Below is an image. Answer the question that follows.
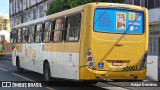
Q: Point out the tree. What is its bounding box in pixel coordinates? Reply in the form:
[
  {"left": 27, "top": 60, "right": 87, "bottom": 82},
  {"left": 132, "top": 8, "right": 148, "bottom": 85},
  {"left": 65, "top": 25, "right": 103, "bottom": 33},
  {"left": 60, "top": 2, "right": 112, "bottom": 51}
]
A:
[{"left": 46, "top": 0, "right": 126, "bottom": 15}]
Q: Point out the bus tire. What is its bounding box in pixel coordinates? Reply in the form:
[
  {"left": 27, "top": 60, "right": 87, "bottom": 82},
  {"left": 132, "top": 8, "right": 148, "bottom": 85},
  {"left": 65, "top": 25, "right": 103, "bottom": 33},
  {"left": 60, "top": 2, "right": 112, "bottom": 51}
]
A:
[
  {"left": 16, "top": 58, "right": 24, "bottom": 73},
  {"left": 43, "top": 62, "right": 51, "bottom": 82}
]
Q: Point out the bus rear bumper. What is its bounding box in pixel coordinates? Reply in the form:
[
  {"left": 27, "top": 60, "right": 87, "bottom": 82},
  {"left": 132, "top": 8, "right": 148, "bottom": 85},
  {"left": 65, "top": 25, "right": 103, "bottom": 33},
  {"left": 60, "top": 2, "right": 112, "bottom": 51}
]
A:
[{"left": 80, "top": 67, "right": 146, "bottom": 81}]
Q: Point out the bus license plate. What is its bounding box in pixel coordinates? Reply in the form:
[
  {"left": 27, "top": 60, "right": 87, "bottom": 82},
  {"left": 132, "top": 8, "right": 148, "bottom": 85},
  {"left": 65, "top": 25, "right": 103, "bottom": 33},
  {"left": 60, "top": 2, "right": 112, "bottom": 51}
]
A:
[{"left": 112, "top": 61, "right": 123, "bottom": 66}]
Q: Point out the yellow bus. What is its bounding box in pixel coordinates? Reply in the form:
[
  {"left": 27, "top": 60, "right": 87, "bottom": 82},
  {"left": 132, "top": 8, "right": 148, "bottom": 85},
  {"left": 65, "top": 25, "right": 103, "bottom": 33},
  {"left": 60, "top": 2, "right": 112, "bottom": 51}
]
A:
[
  {"left": 11, "top": 3, "right": 148, "bottom": 83},
  {"left": 0, "top": 35, "right": 6, "bottom": 56}
]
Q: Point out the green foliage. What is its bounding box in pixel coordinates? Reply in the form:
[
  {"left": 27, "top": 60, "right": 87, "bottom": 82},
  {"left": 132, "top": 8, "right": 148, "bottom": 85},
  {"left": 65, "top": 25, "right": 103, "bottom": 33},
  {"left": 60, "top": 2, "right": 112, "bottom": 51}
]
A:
[{"left": 46, "top": 0, "right": 126, "bottom": 15}]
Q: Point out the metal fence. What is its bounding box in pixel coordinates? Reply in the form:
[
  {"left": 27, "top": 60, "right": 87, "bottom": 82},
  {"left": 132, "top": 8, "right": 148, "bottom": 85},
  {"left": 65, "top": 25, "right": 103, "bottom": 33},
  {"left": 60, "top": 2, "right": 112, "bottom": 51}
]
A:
[{"left": 148, "top": 35, "right": 160, "bottom": 56}]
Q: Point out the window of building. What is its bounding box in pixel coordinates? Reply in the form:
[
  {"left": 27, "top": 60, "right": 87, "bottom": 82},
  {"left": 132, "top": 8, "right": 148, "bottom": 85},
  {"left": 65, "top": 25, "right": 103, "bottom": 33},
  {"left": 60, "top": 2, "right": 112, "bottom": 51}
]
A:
[
  {"left": 53, "top": 18, "right": 65, "bottom": 42},
  {"left": 148, "top": 0, "right": 155, "bottom": 9},
  {"left": 134, "top": 0, "right": 140, "bottom": 6},
  {"left": 35, "top": 23, "right": 43, "bottom": 43},
  {"left": 43, "top": 21, "right": 53, "bottom": 43},
  {"left": 28, "top": 25, "right": 35, "bottom": 43},
  {"left": 39, "top": 5, "right": 44, "bottom": 18},
  {"left": 125, "top": 0, "right": 133, "bottom": 5},
  {"left": 33, "top": 8, "right": 37, "bottom": 20},
  {"left": 17, "top": 28, "right": 22, "bottom": 43},
  {"left": 66, "top": 14, "right": 81, "bottom": 42},
  {"left": 23, "top": 0, "right": 27, "bottom": 9},
  {"left": 145, "top": 0, "right": 148, "bottom": 8},
  {"left": 141, "top": 0, "right": 145, "bottom": 7},
  {"left": 155, "top": 0, "right": 160, "bottom": 8},
  {"left": 47, "top": 1, "right": 52, "bottom": 9},
  {"left": 23, "top": 12, "right": 27, "bottom": 22}
]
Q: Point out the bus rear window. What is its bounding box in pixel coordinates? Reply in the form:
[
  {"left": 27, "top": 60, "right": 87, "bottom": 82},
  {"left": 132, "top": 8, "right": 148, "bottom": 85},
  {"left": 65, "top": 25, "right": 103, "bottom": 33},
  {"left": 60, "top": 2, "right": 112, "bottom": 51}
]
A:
[{"left": 94, "top": 8, "right": 144, "bottom": 34}]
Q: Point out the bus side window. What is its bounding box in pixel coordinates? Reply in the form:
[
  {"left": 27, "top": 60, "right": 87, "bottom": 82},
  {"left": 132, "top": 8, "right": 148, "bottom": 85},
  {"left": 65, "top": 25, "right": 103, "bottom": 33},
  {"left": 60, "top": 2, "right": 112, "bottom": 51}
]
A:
[
  {"left": 17, "top": 28, "right": 22, "bottom": 43},
  {"left": 22, "top": 27, "right": 29, "bottom": 43},
  {"left": 35, "top": 23, "right": 43, "bottom": 43},
  {"left": 53, "top": 18, "right": 65, "bottom": 42},
  {"left": 22, "top": 28, "right": 25, "bottom": 43},
  {"left": 43, "top": 21, "right": 53, "bottom": 43},
  {"left": 28, "top": 25, "right": 35, "bottom": 43},
  {"left": 66, "top": 14, "right": 81, "bottom": 42},
  {"left": 24, "top": 27, "right": 29, "bottom": 43},
  {"left": 13, "top": 29, "right": 17, "bottom": 43}
]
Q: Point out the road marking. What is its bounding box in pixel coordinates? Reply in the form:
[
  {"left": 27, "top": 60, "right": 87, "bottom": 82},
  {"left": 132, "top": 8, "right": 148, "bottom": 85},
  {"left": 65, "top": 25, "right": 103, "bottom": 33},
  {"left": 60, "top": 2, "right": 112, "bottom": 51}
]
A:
[
  {"left": 12, "top": 73, "right": 55, "bottom": 90},
  {"left": 143, "top": 80, "right": 149, "bottom": 81},
  {"left": 0, "top": 68, "right": 8, "bottom": 71},
  {"left": 12, "top": 73, "right": 34, "bottom": 81},
  {"left": 95, "top": 82, "right": 129, "bottom": 90}
]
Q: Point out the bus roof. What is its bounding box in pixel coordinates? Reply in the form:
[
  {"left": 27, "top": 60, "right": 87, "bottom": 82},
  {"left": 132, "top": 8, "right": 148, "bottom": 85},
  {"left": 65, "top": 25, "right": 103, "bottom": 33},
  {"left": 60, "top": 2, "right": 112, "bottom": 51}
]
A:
[{"left": 12, "top": 3, "right": 146, "bottom": 29}]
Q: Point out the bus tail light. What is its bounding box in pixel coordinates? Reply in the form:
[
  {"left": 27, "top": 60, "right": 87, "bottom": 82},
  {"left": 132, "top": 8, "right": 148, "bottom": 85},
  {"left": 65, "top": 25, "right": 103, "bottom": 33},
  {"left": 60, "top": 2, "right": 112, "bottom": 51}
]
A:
[
  {"left": 86, "top": 49, "right": 95, "bottom": 69},
  {"left": 140, "top": 54, "right": 147, "bottom": 70},
  {"left": 88, "top": 57, "right": 92, "bottom": 61}
]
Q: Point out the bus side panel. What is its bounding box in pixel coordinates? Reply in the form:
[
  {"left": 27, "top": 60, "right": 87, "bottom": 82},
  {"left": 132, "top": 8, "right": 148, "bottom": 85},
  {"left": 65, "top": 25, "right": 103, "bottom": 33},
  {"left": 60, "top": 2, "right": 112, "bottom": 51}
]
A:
[
  {"left": 144, "top": 8, "right": 149, "bottom": 52},
  {"left": 43, "top": 43, "right": 80, "bottom": 80},
  {"left": 64, "top": 43, "right": 80, "bottom": 80},
  {"left": 79, "top": 4, "right": 96, "bottom": 80},
  {"left": 12, "top": 45, "right": 17, "bottom": 67}
]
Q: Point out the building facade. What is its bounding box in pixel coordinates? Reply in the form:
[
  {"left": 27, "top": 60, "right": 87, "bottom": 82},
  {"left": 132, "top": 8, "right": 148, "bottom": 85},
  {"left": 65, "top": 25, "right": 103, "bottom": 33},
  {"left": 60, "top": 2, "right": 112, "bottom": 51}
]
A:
[
  {"left": 9, "top": 0, "right": 52, "bottom": 28},
  {"left": 0, "top": 16, "right": 10, "bottom": 32},
  {"left": 125, "top": 0, "right": 160, "bottom": 9},
  {"left": 9, "top": 0, "right": 160, "bottom": 29},
  {"left": 125, "top": 0, "right": 160, "bottom": 23}
]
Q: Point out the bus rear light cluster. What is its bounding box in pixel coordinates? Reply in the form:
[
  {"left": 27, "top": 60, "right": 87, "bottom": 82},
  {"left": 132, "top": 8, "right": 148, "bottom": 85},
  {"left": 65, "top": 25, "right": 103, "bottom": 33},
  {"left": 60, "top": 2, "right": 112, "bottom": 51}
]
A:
[
  {"left": 86, "top": 49, "right": 95, "bottom": 69},
  {"left": 140, "top": 54, "right": 147, "bottom": 70}
]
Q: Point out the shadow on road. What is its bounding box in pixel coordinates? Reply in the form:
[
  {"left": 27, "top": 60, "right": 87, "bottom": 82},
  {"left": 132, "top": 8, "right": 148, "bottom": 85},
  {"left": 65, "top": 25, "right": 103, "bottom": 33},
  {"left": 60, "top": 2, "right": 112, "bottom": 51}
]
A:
[{"left": 13, "top": 70, "right": 108, "bottom": 90}]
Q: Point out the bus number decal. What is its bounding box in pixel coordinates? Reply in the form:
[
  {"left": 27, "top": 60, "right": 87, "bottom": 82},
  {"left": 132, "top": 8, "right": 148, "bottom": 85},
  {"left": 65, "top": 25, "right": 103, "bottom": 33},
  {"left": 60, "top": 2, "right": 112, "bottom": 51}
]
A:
[{"left": 123, "top": 66, "right": 137, "bottom": 71}]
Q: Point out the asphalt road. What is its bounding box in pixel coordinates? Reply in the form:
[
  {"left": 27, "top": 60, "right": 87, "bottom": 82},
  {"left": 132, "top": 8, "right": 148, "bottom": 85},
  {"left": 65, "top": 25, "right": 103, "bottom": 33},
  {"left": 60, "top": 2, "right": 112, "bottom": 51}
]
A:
[{"left": 0, "top": 54, "right": 160, "bottom": 90}]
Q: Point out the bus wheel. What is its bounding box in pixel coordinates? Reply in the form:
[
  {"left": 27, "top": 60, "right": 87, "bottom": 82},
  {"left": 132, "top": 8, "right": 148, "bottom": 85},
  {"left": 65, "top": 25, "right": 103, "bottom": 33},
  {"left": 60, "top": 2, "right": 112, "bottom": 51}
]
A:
[
  {"left": 43, "top": 62, "right": 51, "bottom": 82},
  {"left": 16, "top": 58, "right": 24, "bottom": 73}
]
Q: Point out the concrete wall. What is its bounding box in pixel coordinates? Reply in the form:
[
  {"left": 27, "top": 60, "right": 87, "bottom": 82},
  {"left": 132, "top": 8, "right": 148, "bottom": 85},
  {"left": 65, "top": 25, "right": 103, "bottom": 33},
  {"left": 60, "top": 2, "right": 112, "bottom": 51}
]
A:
[
  {"left": 149, "top": 8, "right": 160, "bottom": 22},
  {"left": 147, "top": 56, "right": 159, "bottom": 81}
]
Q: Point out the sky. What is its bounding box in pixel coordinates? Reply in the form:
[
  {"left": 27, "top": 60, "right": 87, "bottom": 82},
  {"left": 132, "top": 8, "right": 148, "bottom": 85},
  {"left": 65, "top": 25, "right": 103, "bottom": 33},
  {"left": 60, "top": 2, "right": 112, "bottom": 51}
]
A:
[{"left": 0, "top": 0, "right": 9, "bottom": 16}]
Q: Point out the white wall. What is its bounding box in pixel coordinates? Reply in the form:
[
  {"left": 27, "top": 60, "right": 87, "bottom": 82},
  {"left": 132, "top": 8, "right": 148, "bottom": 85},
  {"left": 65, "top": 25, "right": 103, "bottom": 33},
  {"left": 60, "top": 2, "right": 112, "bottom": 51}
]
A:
[
  {"left": 149, "top": 8, "right": 160, "bottom": 22},
  {"left": 147, "top": 56, "right": 159, "bottom": 81}
]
